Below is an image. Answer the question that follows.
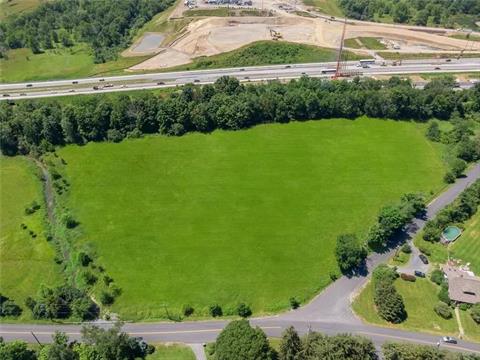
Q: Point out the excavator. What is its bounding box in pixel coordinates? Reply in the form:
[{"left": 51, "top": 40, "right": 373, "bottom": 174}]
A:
[{"left": 269, "top": 29, "right": 282, "bottom": 40}]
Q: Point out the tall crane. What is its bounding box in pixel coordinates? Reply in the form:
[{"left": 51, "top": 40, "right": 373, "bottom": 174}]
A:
[{"left": 333, "top": 18, "right": 348, "bottom": 79}]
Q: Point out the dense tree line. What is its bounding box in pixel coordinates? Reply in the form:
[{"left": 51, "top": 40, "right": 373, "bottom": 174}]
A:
[
  {"left": 208, "top": 320, "right": 379, "bottom": 360},
  {"left": 24, "top": 284, "right": 98, "bottom": 321},
  {"left": 1, "top": 76, "right": 479, "bottom": 157},
  {"left": 423, "top": 179, "right": 480, "bottom": 242},
  {"left": 0, "top": 322, "right": 155, "bottom": 360},
  {"left": 0, "top": 0, "right": 174, "bottom": 62},
  {"left": 372, "top": 264, "right": 407, "bottom": 323},
  {"left": 338, "top": 0, "right": 480, "bottom": 28}
]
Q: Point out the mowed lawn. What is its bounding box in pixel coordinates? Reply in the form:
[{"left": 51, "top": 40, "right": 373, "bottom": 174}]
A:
[
  {"left": 58, "top": 118, "right": 445, "bottom": 319},
  {"left": 0, "top": 157, "right": 61, "bottom": 319},
  {"left": 452, "top": 212, "right": 480, "bottom": 274},
  {"left": 353, "top": 278, "right": 459, "bottom": 336}
]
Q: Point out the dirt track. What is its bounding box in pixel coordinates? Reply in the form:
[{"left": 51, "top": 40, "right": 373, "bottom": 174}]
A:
[{"left": 129, "top": 8, "right": 480, "bottom": 70}]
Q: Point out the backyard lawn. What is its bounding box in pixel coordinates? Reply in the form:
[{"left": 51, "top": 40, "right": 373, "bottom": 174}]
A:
[
  {"left": 57, "top": 117, "right": 445, "bottom": 319},
  {"left": 451, "top": 212, "right": 480, "bottom": 275},
  {"left": 148, "top": 344, "right": 195, "bottom": 360},
  {"left": 0, "top": 157, "right": 62, "bottom": 319}
]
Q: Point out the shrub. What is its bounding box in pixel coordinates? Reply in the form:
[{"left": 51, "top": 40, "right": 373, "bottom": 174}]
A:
[
  {"left": 103, "top": 275, "right": 113, "bottom": 286},
  {"left": 289, "top": 297, "right": 300, "bottom": 309},
  {"left": 400, "top": 243, "right": 412, "bottom": 254},
  {"left": 400, "top": 273, "right": 416, "bottom": 282},
  {"left": 430, "top": 269, "right": 445, "bottom": 286},
  {"left": 100, "top": 291, "right": 114, "bottom": 306},
  {"left": 78, "top": 252, "right": 92, "bottom": 267},
  {"left": 438, "top": 284, "right": 451, "bottom": 304},
  {"left": 110, "top": 285, "right": 122, "bottom": 297},
  {"left": 459, "top": 303, "right": 470, "bottom": 311},
  {"left": 0, "top": 297, "right": 22, "bottom": 317},
  {"left": 61, "top": 213, "right": 78, "bottom": 229},
  {"left": 471, "top": 303, "right": 480, "bottom": 324},
  {"left": 236, "top": 303, "right": 252, "bottom": 318},
  {"left": 81, "top": 270, "right": 97, "bottom": 286},
  {"left": 25, "top": 297, "right": 36, "bottom": 311},
  {"left": 444, "top": 171, "right": 456, "bottom": 184},
  {"left": 72, "top": 297, "right": 99, "bottom": 321},
  {"left": 209, "top": 304, "right": 223, "bottom": 317},
  {"left": 329, "top": 271, "right": 338, "bottom": 281},
  {"left": 434, "top": 302, "right": 452, "bottom": 319},
  {"left": 451, "top": 158, "right": 467, "bottom": 178},
  {"left": 426, "top": 121, "right": 441, "bottom": 142},
  {"left": 372, "top": 264, "right": 398, "bottom": 284},
  {"left": 183, "top": 305, "right": 194, "bottom": 317}
]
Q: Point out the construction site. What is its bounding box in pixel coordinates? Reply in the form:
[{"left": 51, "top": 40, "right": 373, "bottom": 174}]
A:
[{"left": 124, "top": 0, "right": 480, "bottom": 71}]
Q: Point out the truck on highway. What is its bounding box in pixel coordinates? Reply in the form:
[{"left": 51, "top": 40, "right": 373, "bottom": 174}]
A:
[{"left": 359, "top": 59, "right": 375, "bottom": 68}]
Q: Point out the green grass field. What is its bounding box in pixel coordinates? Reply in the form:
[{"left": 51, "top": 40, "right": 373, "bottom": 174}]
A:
[
  {"left": 148, "top": 344, "right": 195, "bottom": 360},
  {"left": 449, "top": 34, "right": 480, "bottom": 42},
  {"left": 162, "top": 41, "right": 364, "bottom": 72},
  {"left": 353, "top": 278, "right": 459, "bottom": 336},
  {"left": 0, "top": 157, "right": 62, "bottom": 320},
  {"left": 345, "top": 37, "right": 386, "bottom": 50},
  {"left": 451, "top": 212, "right": 480, "bottom": 274},
  {"left": 55, "top": 117, "right": 445, "bottom": 320},
  {"left": 459, "top": 309, "right": 480, "bottom": 343},
  {"left": 0, "top": 45, "right": 150, "bottom": 83},
  {"left": 0, "top": 0, "right": 41, "bottom": 20}
]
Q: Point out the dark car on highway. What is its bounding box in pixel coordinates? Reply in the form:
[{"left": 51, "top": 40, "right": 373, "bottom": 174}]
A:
[{"left": 419, "top": 254, "right": 429, "bottom": 264}]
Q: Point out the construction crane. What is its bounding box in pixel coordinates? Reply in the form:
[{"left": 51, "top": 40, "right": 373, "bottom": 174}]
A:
[{"left": 333, "top": 18, "right": 348, "bottom": 79}]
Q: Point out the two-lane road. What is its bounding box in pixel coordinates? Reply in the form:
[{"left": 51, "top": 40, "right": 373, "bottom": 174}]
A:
[{"left": 2, "top": 164, "right": 480, "bottom": 354}]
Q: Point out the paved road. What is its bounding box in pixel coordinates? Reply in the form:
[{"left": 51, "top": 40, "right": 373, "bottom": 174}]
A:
[
  {"left": 1, "top": 164, "right": 480, "bottom": 354},
  {"left": 1, "top": 58, "right": 479, "bottom": 100}
]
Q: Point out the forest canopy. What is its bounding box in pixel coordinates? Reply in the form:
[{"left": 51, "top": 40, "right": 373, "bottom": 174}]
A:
[
  {"left": 338, "top": 0, "right": 480, "bottom": 28},
  {"left": 1, "top": 76, "right": 479, "bottom": 157},
  {"left": 0, "top": 0, "right": 174, "bottom": 62}
]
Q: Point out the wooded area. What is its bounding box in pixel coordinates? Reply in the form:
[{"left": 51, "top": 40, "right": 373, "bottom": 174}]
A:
[
  {"left": 1, "top": 76, "right": 479, "bottom": 157},
  {"left": 0, "top": 0, "right": 174, "bottom": 62}
]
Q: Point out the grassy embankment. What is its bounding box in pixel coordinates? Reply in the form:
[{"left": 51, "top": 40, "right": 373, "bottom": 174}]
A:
[
  {"left": 301, "top": 0, "right": 343, "bottom": 17},
  {"left": 160, "top": 41, "right": 364, "bottom": 72},
  {"left": 0, "top": 0, "right": 40, "bottom": 20},
  {"left": 378, "top": 52, "right": 480, "bottom": 60},
  {"left": 54, "top": 117, "right": 445, "bottom": 320},
  {"left": 0, "top": 157, "right": 62, "bottom": 321}
]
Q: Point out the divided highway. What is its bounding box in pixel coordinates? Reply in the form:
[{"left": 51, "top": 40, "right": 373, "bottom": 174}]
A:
[{"left": 1, "top": 57, "right": 479, "bottom": 100}]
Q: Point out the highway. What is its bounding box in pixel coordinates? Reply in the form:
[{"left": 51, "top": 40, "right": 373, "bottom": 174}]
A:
[{"left": 1, "top": 57, "right": 479, "bottom": 100}]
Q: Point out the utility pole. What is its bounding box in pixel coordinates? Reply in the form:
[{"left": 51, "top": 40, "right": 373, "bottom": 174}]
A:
[{"left": 31, "top": 332, "right": 42, "bottom": 346}]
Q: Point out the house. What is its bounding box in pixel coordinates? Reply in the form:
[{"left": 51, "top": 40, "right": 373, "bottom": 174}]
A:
[{"left": 442, "top": 262, "right": 480, "bottom": 304}]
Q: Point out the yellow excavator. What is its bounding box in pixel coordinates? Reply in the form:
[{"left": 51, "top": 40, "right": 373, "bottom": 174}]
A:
[{"left": 270, "top": 29, "right": 282, "bottom": 40}]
